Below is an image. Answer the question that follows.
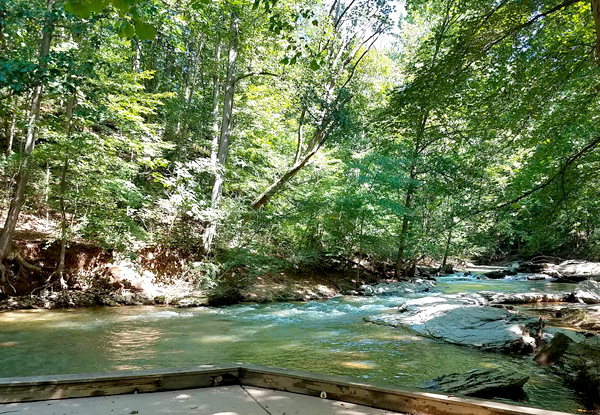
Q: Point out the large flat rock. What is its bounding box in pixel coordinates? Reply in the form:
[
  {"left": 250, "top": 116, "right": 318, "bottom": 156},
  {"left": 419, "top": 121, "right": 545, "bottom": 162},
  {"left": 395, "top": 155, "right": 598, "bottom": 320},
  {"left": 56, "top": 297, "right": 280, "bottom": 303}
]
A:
[
  {"left": 557, "top": 260, "right": 600, "bottom": 280},
  {"left": 367, "top": 295, "right": 543, "bottom": 354}
]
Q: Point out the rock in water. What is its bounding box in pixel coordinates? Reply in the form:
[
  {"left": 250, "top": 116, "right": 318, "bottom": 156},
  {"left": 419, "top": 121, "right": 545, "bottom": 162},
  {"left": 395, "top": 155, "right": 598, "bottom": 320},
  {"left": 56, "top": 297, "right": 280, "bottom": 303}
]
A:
[
  {"left": 535, "top": 332, "right": 600, "bottom": 407},
  {"left": 359, "top": 279, "right": 436, "bottom": 296},
  {"left": 534, "top": 332, "right": 573, "bottom": 366},
  {"left": 422, "top": 369, "right": 529, "bottom": 399},
  {"left": 366, "top": 295, "right": 543, "bottom": 354},
  {"left": 480, "top": 291, "right": 572, "bottom": 304},
  {"left": 483, "top": 270, "right": 507, "bottom": 279},
  {"left": 558, "top": 260, "right": 600, "bottom": 281},
  {"left": 482, "top": 269, "right": 517, "bottom": 279},
  {"left": 574, "top": 280, "right": 600, "bottom": 304}
]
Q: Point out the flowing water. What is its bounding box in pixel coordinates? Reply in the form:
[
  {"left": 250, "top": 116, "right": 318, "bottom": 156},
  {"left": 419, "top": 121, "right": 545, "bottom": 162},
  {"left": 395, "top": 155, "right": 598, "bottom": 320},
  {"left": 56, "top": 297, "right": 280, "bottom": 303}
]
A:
[{"left": 0, "top": 274, "right": 586, "bottom": 412}]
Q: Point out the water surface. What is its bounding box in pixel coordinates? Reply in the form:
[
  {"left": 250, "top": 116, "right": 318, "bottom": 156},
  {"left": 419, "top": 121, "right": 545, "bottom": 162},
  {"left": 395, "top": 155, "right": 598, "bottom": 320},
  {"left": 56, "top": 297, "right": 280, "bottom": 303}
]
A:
[{"left": 0, "top": 274, "right": 584, "bottom": 412}]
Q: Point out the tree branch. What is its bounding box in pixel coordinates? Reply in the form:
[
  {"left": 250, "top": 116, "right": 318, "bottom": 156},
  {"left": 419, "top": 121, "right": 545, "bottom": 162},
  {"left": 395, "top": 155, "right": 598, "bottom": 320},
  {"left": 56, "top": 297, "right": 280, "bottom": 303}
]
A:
[
  {"left": 233, "top": 71, "right": 278, "bottom": 85},
  {"left": 494, "top": 134, "right": 600, "bottom": 210}
]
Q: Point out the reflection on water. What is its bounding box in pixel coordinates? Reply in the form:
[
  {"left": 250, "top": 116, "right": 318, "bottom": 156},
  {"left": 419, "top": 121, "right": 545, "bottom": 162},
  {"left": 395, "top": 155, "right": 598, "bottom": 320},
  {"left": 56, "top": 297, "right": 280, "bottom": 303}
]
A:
[
  {"left": 107, "top": 326, "right": 163, "bottom": 368},
  {"left": 0, "top": 274, "right": 582, "bottom": 412}
]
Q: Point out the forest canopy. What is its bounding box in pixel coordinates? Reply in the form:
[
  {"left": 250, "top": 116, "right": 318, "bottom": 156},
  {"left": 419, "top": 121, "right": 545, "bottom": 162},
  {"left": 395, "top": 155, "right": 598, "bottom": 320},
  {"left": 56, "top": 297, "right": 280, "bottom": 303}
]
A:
[{"left": 1, "top": 0, "right": 600, "bottom": 283}]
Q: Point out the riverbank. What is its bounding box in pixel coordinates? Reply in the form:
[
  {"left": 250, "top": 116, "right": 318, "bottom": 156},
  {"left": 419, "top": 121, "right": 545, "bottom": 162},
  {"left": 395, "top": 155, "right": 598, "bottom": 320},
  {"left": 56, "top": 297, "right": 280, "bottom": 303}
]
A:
[
  {"left": 2, "top": 229, "right": 600, "bottom": 313},
  {"left": 0, "top": 231, "right": 444, "bottom": 310}
]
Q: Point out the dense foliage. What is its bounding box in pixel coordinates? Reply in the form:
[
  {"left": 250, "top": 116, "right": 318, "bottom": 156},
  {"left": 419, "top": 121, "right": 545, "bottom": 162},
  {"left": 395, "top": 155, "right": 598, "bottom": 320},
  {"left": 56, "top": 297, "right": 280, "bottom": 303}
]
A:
[{"left": 1, "top": 0, "right": 599, "bottom": 285}]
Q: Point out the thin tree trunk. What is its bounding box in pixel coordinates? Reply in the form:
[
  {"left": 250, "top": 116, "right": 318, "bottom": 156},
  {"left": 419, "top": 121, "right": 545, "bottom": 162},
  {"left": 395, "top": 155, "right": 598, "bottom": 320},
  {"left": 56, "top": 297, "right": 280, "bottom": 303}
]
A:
[
  {"left": 213, "top": 15, "right": 239, "bottom": 202},
  {"left": 441, "top": 227, "right": 453, "bottom": 269},
  {"left": 56, "top": 155, "right": 69, "bottom": 285},
  {"left": 203, "top": 14, "right": 238, "bottom": 252},
  {"left": 209, "top": 42, "right": 222, "bottom": 170},
  {"left": 294, "top": 107, "right": 306, "bottom": 165},
  {"left": 394, "top": 169, "right": 416, "bottom": 278},
  {"left": 44, "top": 162, "right": 50, "bottom": 224},
  {"left": 592, "top": 0, "right": 600, "bottom": 64},
  {"left": 56, "top": 95, "right": 75, "bottom": 285},
  {"left": 132, "top": 39, "right": 142, "bottom": 72},
  {"left": 0, "top": 0, "right": 54, "bottom": 270},
  {"left": 393, "top": 88, "right": 432, "bottom": 278},
  {"left": 184, "top": 36, "right": 204, "bottom": 107},
  {"left": 5, "top": 106, "right": 15, "bottom": 157}
]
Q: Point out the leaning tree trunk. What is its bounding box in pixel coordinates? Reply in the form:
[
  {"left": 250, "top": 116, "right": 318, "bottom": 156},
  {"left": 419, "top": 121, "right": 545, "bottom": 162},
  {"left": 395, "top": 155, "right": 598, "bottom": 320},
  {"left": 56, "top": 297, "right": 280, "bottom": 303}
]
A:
[
  {"left": 251, "top": 123, "right": 329, "bottom": 210},
  {"left": 0, "top": 0, "right": 54, "bottom": 271},
  {"left": 203, "top": 14, "right": 238, "bottom": 252},
  {"left": 249, "top": 0, "right": 387, "bottom": 211}
]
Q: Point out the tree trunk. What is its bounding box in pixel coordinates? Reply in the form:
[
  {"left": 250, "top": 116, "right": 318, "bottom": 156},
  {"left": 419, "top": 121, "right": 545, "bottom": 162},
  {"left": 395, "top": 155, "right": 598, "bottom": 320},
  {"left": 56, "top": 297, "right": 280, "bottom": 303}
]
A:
[
  {"left": 213, "top": 15, "right": 239, "bottom": 202},
  {"left": 249, "top": 0, "right": 385, "bottom": 211},
  {"left": 56, "top": 155, "right": 69, "bottom": 285},
  {"left": 203, "top": 14, "right": 238, "bottom": 252},
  {"left": 393, "top": 97, "right": 431, "bottom": 278},
  {"left": 44, "top": 162, "right": 50, "bottom": 224},
  {"left": 441, "top": 226, "right": 453, "bottom": 269},
  {"left": 592, "top": 0, "right": 600, "bottom": 64},
  {"left": 132, "top": 39, "right": 142, "bottom": 72},
  {"left": 0, "top": 0, "right": 54, "bottom": 269},
  {"left": 209, "top": 42, "right": 222, "bottom": 170},
  {"left": 5, "top": 105, "right": 15, "bottom": 157},
  {"left": 56, "top": 95, "right": 75, "bottom": 285},
  {"left": 251, "top": 122, "right": 329, "bottom": 210},
  {"left": 394, "top": 177, "right": 415, "bottom": 278},
  {"left": 294, "top": 107, "right": 306, "bottom": 165}
]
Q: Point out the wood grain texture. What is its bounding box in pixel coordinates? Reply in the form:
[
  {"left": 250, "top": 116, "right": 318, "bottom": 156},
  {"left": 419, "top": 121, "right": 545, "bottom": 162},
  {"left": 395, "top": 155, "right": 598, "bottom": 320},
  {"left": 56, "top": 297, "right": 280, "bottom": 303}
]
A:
[{"left": 0, "top": 365, "right": 240, "bottom": 403}]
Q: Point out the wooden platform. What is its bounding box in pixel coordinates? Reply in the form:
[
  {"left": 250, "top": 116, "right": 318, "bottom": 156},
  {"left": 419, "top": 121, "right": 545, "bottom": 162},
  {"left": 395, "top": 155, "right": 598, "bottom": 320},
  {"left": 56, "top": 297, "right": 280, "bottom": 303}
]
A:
[{"left": 0, "top": 364, "right": 573, "bottom": 415}]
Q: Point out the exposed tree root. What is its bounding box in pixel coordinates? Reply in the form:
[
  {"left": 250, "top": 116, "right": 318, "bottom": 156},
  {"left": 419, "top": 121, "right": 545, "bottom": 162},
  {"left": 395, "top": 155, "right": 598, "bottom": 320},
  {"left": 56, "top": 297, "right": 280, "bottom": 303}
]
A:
[{"left": 11, "top": 250, "right": 42, "bottom": 273}]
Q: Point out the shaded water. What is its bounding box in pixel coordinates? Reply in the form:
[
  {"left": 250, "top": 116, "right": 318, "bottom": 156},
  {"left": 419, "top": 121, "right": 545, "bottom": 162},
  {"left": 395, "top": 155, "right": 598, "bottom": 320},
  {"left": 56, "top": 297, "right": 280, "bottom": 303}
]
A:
[{"left": 0, "top": 274, "right": 584, "bottom": 412}]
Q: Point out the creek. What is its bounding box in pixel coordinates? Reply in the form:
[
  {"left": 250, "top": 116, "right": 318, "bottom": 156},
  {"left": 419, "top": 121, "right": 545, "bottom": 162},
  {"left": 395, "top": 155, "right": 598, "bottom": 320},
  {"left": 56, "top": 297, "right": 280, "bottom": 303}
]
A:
[{"left": 0, "top": 273, "right": 585, "bottom": 412}]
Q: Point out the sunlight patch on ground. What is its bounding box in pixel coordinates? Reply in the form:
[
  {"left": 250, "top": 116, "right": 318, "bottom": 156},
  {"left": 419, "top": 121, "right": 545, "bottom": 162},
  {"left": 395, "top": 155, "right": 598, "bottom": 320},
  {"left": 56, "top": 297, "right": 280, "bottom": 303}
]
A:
[{"left": 174, "top": 393, "right": 191, "bottom": 400}]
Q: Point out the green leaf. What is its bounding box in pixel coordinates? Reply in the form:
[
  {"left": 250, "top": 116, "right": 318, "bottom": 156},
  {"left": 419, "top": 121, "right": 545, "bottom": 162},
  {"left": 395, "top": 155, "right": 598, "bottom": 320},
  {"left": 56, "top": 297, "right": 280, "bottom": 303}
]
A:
[
  {"left": 64, "top": 1, "right": 92, "bottom": 18},
  {"left": 312, "top": 19, "right": 318, "bottom": 26},
  {"left": 64, "top": 2, "right": 78, "bottom": 15},
  {"left": 118, "top": 21, "right": 135, "bottom": 38},
  {"left": 310, "top": 60, "right": 320, "bottom": 70},
  {"left": 89, "top": 0, "right": 108, "bottom": 13},
  {"left": 112, "top": 0, "right": 133, "bottom": 13},
  {"left": 134, "top": 20, "right": 157, "bottom": 40}
]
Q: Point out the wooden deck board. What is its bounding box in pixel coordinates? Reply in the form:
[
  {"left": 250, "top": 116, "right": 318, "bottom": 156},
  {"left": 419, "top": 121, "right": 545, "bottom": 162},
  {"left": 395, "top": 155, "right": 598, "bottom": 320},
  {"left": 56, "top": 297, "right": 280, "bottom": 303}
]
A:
[
  {"left": 0, "top": 385, "right": 407, "bottom": 415},
  {"left": 0, "top": 364, "right": 573, "bottom": 415}
]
